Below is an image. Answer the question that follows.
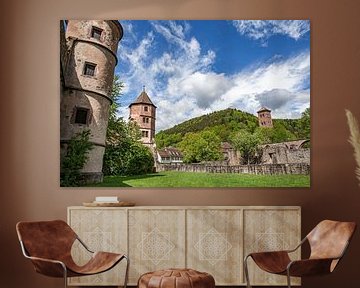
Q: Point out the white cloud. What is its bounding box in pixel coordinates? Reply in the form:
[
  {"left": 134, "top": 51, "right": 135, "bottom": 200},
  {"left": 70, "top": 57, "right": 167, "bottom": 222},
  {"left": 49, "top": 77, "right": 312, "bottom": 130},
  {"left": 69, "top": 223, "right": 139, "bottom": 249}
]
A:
[
  {"left": 119, "top": 31, "right": 156, "bottom": 94},
  {"left": 117, "top": 21, "right": 310, "bottom": 131},
  {"left": 120, "top": 21, "right": 134, "bottom": 38},
  {"left": 255, "top": 88, "right": 310, "bottom": 118},
  {"left": 169, "top": 20, "right": 186, "bottom": 39},
  {"left": 170, "top": 72, "right": 232, "bottom": 109},
  {"left": 256, "top": 89, "right": 293, "bottom": 110},
  {"left": 220, "top": 52, "right": 309, "bottom": 118},
  {"left": 232, "top": 20, "right": 310, "bottom": 45}
]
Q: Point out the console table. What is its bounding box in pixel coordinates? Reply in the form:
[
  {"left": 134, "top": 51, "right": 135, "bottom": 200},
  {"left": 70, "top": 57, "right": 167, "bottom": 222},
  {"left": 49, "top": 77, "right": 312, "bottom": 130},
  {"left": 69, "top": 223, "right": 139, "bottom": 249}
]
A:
[{"left": 67, "top": 206, "right": 301, "bottom": 286}]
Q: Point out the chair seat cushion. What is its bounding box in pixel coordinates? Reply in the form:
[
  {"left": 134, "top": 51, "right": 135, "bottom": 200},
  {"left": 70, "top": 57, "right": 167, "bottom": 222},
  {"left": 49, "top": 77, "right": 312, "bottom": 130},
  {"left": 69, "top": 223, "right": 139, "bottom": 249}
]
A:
[
  {"left": 66, "top": 252, "right": 124, "bottom": 277},
  {"left": 138, "top": 268, "right": 215, "bottom": 288},
  {"left": 250, "top": 251, "right": 291, "bottom": 274}
]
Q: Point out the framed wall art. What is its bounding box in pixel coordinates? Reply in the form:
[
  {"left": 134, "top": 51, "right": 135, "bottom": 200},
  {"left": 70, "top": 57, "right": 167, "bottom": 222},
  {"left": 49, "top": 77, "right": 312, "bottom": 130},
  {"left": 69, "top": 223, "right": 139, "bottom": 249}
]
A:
[{"left": 60, "top": 20, "right": 310, "bottom": 188}]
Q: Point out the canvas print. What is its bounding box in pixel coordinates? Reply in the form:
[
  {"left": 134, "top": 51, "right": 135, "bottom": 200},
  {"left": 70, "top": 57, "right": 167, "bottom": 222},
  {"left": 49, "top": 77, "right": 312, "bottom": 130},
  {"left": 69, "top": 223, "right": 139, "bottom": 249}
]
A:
[{"left": 60, "top": 20, "right": 310, "bottom": 187}]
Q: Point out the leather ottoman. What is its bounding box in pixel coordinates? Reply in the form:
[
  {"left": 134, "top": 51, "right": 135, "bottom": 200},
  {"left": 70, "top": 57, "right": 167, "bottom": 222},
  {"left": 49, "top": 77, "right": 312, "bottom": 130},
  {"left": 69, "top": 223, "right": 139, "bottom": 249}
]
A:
[{"left": 138, "top": 268, "right": 215, "bottom": 288}]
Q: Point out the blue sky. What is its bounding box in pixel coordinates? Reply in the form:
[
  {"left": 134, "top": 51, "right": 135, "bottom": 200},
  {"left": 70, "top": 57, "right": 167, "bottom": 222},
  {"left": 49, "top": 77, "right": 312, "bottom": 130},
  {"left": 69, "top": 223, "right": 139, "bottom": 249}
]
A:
[{"left": 115, "top": 20, "right": 310, "bottom": 132}]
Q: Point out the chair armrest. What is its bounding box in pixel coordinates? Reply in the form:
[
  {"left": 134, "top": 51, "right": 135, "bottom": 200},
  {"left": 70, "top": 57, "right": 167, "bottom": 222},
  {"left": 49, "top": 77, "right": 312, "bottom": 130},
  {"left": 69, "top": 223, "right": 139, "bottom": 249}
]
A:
[
  {"left": 246, "top": 251, "right": 292, "bottom": 274},
  {"left": 25, "top": 255, "right": 67, "bottom": 277},
  {"left": 247, "top": 250, "right": 290, "bottom": 259},
  {"left": 19, "top": 240, "right": 67, "bottom": 277},
  {"left": 76, "top": 236, "right": 94, "bottom": 253},
  {"left": 285, "top": 237, "right": 307, "bottom": 253},
  {"left": 245, "top": 236, "right": 305, "bottom": 259},
  {"left": 287, "top": 258, "right": 335, "bottom": 277},
  {"left": 25, "top": 255, "right": 65, "bottom": 265}
]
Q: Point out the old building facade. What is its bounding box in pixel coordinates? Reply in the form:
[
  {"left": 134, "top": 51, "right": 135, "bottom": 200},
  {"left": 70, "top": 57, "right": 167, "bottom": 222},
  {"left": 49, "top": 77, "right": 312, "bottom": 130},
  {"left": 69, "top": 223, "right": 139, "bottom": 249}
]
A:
[
  {"left": 129, "top": 89, "right": 157, "bottom": 147},
  {"left": 60, "top": 20, "right": 123, "bottom": 183},
  {"left": 261, "top": 140, "right": 310, "bottom": 164},
  {"left": 257, "top": 107, "right": 273, "bottom": 128},
  {"left": 221, "top": 142, "right": 241, "bottom": 165},
  {"left": 157, "top": 147, "right": 183, "bottom": 164}
]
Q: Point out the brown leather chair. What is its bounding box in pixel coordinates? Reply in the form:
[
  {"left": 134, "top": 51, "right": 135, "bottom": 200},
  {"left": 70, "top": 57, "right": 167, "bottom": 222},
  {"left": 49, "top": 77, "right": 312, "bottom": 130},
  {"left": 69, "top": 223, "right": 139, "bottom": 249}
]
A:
[
  {"left": 244, "top": 220, "right": 356, "bottom": 288},
  {"left": 16, "top": 220, "right": 129, "bottom": 288}
]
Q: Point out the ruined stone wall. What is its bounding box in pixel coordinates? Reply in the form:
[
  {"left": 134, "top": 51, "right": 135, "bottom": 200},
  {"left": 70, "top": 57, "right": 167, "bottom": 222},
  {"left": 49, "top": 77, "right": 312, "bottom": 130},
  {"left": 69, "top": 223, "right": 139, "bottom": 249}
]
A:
[
  {"left": 227, "top": 149, "right": 241, "bottom": 165},
  {"left": 157, "top": 163, "right": 310, "bottom": 175},
  {"left": 262, "top": 145, "right": 310, "bottom": 165},
  {"left": 287, "top": 148, "right": 310, "bottom": 164}
]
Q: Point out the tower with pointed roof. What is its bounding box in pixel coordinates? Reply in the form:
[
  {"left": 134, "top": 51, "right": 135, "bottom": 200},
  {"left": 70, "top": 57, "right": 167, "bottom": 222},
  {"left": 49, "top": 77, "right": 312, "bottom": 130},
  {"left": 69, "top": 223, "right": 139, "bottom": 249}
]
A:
[
  {"left": 129, "top": 87, "right": 157, "bottom": 146},
  {"left": 257, "top": 107, "right": 273, "bottom": 128}
]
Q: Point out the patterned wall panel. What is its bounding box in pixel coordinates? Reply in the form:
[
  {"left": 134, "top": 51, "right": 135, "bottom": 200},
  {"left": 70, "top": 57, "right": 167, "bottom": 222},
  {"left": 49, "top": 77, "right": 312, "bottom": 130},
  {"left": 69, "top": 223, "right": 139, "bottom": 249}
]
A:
[
  {"left": 187, "top": 209, "right": 243, "bottom": 285},
  {"left": 128, "top": 209, "right": 186, "bottom": 284},
  {"left": 244, "top": 209, "right": 301, "bottom": 286},
  {"left": 68, "top": 208, "right": 127, "bottom": 286}
]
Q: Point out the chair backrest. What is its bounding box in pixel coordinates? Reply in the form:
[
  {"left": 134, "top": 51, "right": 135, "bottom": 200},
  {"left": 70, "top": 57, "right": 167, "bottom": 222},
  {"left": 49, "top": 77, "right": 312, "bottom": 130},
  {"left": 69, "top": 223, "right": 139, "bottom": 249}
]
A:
[
  {"left": 307, "top": 220, "right": 356, "bottom": 261},
  {"left": 16, "top": 220, "right": 77, "bottom": 261}
]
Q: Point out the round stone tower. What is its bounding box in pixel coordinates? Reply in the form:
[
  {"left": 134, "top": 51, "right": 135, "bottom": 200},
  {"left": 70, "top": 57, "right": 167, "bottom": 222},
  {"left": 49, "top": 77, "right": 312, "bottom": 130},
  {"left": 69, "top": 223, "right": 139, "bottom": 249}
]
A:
[
  {"left": 60, "top": 20, "right": 123, "bottom": 183},
  {"left": 129, "top": 87, "right": 157, "bottom": 146}
]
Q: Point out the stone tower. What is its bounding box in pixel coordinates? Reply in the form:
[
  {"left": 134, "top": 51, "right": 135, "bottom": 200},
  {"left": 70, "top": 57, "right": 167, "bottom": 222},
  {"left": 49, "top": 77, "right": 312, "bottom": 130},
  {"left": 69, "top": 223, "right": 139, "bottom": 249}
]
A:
[
  {"left": 129, "top": 88, "right": 157, "bottom": 146},
  {"left": 257, "top": 107, "right": 273, "bottom": 128},
  {"left": 60, "top": 20, "right": 123, "bottom": 183}
]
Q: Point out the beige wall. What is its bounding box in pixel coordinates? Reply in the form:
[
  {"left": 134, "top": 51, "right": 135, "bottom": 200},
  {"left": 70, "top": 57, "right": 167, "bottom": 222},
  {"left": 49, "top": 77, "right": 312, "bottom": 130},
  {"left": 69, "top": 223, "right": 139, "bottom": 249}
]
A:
[{"left": 1, "top": 0, "right": 360, "bottom": 287}]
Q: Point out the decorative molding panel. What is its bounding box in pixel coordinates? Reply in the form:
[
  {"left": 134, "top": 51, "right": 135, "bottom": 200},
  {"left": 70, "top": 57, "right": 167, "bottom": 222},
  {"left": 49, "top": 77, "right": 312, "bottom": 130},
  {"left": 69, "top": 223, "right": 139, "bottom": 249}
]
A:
[
  {"left": 68, "top": 208, "right": 128, "bottom": 286},
  {"left": 68, "top": 206, "right": 301, "bottom": 286},
  {"left": 187, "top": 209, "right": 242, "bottom": 285},
  {"left": 244, "top": 209, "right": 301, "bottom": 285},
  {"left": 128, "top": 209, "right": 186, "bottom": 283}
]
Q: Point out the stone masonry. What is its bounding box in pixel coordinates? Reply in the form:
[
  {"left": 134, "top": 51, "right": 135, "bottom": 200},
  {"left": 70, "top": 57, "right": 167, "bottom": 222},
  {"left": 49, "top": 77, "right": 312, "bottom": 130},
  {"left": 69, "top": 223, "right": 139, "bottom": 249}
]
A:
[
  {"left": 129, "top": 89, "right": 157, "bottom": 147},
  {"left": 60, "top": 20, "right": 123, "bottom": 184},
  {"left": 261, "top": 140, "right": 310, "bottom": 165}
]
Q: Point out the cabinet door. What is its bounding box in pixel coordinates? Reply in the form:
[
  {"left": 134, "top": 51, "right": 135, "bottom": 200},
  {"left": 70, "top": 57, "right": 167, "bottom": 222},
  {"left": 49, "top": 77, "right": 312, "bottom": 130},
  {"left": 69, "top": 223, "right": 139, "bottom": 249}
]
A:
[
  {"left": 243, "top": 208, "right": 301, "bottom": 286},
  {"left": 128, "top": 209, "right": 186, "bottom": 284},
  {"left": 68, "top": 208, "right": 128, "bottom": 286},
  {"left": 187, "top": 209, "right": 243, "bottom": 285}
]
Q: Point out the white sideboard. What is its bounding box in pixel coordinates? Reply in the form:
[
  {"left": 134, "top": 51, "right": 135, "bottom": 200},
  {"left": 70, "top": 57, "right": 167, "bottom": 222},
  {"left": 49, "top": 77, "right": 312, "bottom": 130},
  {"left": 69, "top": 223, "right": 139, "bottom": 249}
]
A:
[{"left": 67, "top": 206, "right": 301, "bottom": 286}]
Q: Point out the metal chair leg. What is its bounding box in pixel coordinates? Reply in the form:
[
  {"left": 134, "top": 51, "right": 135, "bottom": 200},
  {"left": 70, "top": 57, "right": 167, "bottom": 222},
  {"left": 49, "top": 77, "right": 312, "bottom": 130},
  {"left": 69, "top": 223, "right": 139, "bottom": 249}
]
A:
[
  {"left": 244, "top": 255, "right": 252, "bottom": 288},
  {"left": 123, "top": 255, "right": 130, "bottom": 288},
  {"left": 61, "top": 264, "right": 68, "bottom": 288},
  {"left": 286, "top": 269, "right": 292, "bottom": 288}
]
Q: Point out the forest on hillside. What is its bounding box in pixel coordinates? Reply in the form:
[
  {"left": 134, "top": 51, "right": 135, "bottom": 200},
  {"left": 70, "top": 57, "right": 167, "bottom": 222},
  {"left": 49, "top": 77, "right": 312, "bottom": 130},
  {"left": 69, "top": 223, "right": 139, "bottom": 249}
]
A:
[
  {"left": 156, "top": 108, "right": 310, "bottom": 147},
  {"left": 155, "top": 108, "right": 310, "bottom": 164}
]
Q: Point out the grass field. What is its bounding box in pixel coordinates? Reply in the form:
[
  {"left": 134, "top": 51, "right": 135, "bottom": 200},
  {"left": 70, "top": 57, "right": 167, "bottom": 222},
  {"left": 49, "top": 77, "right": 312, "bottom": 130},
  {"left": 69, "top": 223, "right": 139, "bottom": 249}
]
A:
[{"left": 89, "top": 171, "right": 310, "bottom": 187}]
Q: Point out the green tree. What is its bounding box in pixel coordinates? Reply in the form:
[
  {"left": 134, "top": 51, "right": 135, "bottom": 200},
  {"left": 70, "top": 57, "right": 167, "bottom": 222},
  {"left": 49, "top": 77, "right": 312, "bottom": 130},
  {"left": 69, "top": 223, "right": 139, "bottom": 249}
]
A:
[
  {"left": 179, "top": 131, "right": 223, "bottom": 163},
  {"left": 177, "top": 133, "right": 199, "bottom": 163},
  {"left": 271, "top": 122, "right": 296, "bottom": 143},
  {"left": 103, "top": 118, "right": 142, "bottom": 175},
  {"left": 156, "top": 108, "right": 259, "bottom": 145},
  {"left": 255, "top": 123, "right": 296, "bottom": 144},
  {"left": 122, "top": 142, "right": 154, "bottom": 175},
  {"left": 155, "top": 132, "right": 182, "bottom": 149},
  {"left": 298, "top": 107, "right": 310, "bottom": 139},
  {"left": 254, "top": 127, "right": 274, "bottom": 144},
  {"left": 103, "top": 75, "right": 154, "bottom": 176},
  {"left": 109, "top": 74, "right": 124, "bottom": 122},
  {"left": 61, "top": 129, "right": 94, "bottom": 186},
  {"left": 230, "top": 130, "right": 261, "bottom": 164}
]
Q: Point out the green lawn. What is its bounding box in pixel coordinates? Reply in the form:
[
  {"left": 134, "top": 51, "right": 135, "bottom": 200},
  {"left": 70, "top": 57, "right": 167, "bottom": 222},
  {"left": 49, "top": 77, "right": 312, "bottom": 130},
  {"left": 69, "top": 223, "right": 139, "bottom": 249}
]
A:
[{"left": 89, "top": 171, "right": 310, "bottom": 187}]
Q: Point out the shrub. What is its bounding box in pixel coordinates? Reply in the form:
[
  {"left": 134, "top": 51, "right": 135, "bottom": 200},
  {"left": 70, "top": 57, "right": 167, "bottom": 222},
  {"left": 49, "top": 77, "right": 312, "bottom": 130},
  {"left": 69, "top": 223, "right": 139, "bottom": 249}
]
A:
[{"left": 60, "top": 130, "right": 93, "bottom": 186}]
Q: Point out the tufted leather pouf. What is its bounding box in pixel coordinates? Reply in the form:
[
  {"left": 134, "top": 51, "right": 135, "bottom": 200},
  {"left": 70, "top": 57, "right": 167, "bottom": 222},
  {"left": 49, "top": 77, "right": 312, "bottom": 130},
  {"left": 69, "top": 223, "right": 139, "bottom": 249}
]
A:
[{"left": 138, "top": 268, "right": 215, "bottom": 288}]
